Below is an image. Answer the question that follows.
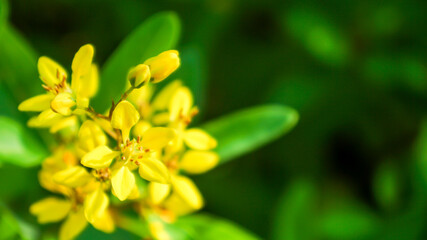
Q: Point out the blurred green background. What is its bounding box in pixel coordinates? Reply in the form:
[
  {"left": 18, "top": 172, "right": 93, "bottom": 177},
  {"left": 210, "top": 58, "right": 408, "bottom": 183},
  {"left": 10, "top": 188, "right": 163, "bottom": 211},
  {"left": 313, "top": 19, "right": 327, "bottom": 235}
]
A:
[{"left": 2, "top": 0, "right": 427, "bottom": 239}]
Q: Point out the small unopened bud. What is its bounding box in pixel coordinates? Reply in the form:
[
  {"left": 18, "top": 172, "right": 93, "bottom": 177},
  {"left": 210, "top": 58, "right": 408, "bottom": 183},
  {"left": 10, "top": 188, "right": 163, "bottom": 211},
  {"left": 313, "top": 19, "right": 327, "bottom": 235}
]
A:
[
  {"left": 128, "top": 64, "right": 151, "bottom": 88},
  {"left": 144, "top": 50, "right": 180, "bottom": 83},
  {"left": 50, "top": 92, "right": 76, "bottom": 116}
]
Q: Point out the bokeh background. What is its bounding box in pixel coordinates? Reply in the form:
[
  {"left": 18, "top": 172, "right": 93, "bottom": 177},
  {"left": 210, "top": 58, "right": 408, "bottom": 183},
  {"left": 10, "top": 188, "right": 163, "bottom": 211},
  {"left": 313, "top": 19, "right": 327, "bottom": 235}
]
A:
[{"left": 2, "top": 0, "right": 427, "bottom": 239}]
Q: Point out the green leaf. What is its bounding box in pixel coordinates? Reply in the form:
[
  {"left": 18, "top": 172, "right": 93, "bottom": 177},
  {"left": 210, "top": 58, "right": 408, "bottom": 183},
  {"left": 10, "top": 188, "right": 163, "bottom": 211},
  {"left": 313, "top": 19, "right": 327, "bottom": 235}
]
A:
[
  {"left": 0, "top": 116, "right": 47, "bottom": 167},
  {"left": 0, "top": 203, "right": 20, "bottom": 240},
  {"left": 0, "top": 0, "right": 8, "bottom": 28},
  {"left": 77, "top": 225, "right": 140, "bottom": 240},
  {"left": 373, "top": 161, "right": 401, "bottom": 211},
  {"left": 202, "top": 105, "right": 298, "bottom": 163},
  {"left": 285, "top": 8, "right": 349, "bottom": 66},
  {"left": 0, "top": 25, "right": 39, "bottom": 101},
  {"left": 176, "top": 213, "right": 260, "bottom": 240},
  {"left": 272, "top": 180, "right": 318, "bottom": 240},
  {"left": 0, "top": 202, "right": 38, "bottom": 240},
  {"left": 317, "top": 205, "right": 380, "bottom": 240},
  {"left": 93, "top": 11, "right": 181, "bottom": 111}
]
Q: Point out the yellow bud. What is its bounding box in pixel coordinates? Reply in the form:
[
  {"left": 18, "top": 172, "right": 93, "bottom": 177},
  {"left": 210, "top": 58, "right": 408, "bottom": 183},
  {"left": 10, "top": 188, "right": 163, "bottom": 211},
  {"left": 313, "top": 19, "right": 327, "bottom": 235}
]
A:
[
  {"left": 184, "top": 128, "right": 217, "bottom": 150},
  {"left": 111, "top": 101, "right": 140, "bottom": 142},
  {"left": 18, "top": 94, "right": 53, "bottom": 112},
  {"left": 30, "top": 197, "right": 71, "bottom": 224},
  {"left": 59, "top": 208, "right": 88, "bottom": 240},
  {"left": 180, "top": 150, "right": 219, "bottom": 174},
  {"left": 81, "top": 145, "right": 119, "bottom": 169},
  {"left": 53, "top": 166, "right": 92, "bottom": 188},
  {"left": 51, "top": 92, "right": 76, "bottom": 116},
  {"left": 148, "top": 182, "right": 171, "bottom": 204},
  {"left": 172, "top": 175, "right": 203, "bottom": 210},
  {"left": 84, "top": 185, "right": 109, "bottom": 223},
  {"left": 169, "top": 87, "right": 193, "bottom": 122},
  {"left": 138, "top": 158, "right": 170, "bottom": 184},
  {"left": 111, "top": 166, "right": 136, "bottom": 201},
  {"left": 141, "top": 127, "right": 176, "bottom": 149},
  {"left": 128, "top": 64, "right": 151, "bottom": 88},
  {"left": 38, "top": 56, "right": 67, "bottom": 87},
  {"left": 144, "top": 50, "right": 180, "bottom": 83}
]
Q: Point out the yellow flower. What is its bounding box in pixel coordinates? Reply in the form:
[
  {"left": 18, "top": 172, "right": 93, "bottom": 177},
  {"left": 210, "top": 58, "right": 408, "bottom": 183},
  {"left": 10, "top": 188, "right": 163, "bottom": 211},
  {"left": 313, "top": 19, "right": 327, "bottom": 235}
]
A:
[
  {"left": 165, "top": 86, "right": 217, "bottom": 152},
  {"left": 19, "top": 44, "right": 98, "bottom": 120},
  {"left": 144, "top": 50, "right": 180, "bottom": 83},
  {"left": 80, "top": 122, "right": 176, "bottom": 201}
]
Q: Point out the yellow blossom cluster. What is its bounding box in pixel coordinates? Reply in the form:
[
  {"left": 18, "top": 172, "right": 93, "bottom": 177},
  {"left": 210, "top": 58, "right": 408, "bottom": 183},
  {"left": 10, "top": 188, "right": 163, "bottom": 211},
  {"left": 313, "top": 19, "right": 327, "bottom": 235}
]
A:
[{"left": 19, "top": 44, "right": 219, "bottom": 240}]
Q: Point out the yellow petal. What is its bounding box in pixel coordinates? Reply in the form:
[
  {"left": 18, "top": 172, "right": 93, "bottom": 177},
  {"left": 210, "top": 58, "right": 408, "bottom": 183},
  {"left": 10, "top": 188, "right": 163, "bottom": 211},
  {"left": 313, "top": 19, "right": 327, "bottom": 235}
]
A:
[
  {"left": 30, "top": 197, "right": 71, "bottom": 224},
  {"left": 81, "top": 145, "right": 119, "bottom": 169},
  {"left": 141, "top": 127, "right": 176, "bottom": 149},
  {"left": 51, "top": 92, "right": 76, "bottom": 116},
  {"left": 59, "top": 208, "right": 88, "bottom": 240},
  {"left": 111, "top": 166, "right": 136, "bottom": 201},
  {"left": 169, "top": 86, "right": 193, "bottom": 122},
  {"left": 180, "top": 150, "right": 219, "bottom": 174},
  {"left": 138, "top": 158, "right": 170, "bottom": 184},
  {"left": 78, "top": 120, "right": 108, "bottom": 154},
  {"left": 18, "top": 94, "right": 53, "bottom": 112},
  {"left": 132, "top": 120, "right": 152, "bottom": 137},
  {"left": 91, "top": 209, "right": 115, "bottom": 233},
  {"left": 38, "top": 56, "right": 67, "bottom": 87},
  {"left": 79, "top": 64, "right": 99, "bottom": 98},
  {"left": 152, "top": 79, "right": 182, "bottom": 110},
  {"left": 111, "top": 101, "right": 140, "bottom": 142},
  {"left": 84, "top": 185, "right": 109, "bottom": 223},
  {"left": 163, "top": 192, "right": 196, "bottom": 216},
  {"left": 184, "top": 128, "right": 217, "bottom": 150},
  {"left": 128, "top": 64, "right": 151, "bottom": 88},
  {"left": 28, "top": 109, "right": 62, "bottom": 128},
  {"left": 149, "top": 221, "right": 171, "bottom": 240},
  {"left": 72, "top": 44, "right": 94, "bottom": 75},
  {"left": 172, "top": 175, "right": 203, "bottom": 209},
  {"left": 127, "top": 183, "right": 140, "bottom": 200},
  {"left": 50, "top": 116, "right": 78, "bottom": 133},
  {"left": 144, "top": 50, "right": 180, "bottom": 83},
  {"left": 148, "top": 182, "right": 171, "bottom": 204},
  {"left": 151, "top": 112, "right": 170, "bottom": 125},
  {"left": 53, "top": 166, "right": 92, "bottom": 188}
]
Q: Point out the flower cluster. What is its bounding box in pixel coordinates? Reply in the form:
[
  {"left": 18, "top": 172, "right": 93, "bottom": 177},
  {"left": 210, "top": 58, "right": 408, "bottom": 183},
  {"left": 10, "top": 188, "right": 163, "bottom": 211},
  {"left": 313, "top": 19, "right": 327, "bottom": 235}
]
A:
[{"left": 19, "top": 44, "right": 219, "bottom": 240}]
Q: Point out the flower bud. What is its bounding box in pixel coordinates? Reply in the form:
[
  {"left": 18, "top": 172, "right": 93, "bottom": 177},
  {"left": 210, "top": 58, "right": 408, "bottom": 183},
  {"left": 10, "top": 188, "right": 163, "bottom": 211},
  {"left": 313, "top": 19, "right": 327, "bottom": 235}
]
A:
[
  {"left": 144, "top": 50, "right": 180, "bottom": 83},
  {"left": 127, "top": 64, "right": 151, "bottom": 88},
  {"left": 50, "top": 92, "right": 76, "bottom": 116}
]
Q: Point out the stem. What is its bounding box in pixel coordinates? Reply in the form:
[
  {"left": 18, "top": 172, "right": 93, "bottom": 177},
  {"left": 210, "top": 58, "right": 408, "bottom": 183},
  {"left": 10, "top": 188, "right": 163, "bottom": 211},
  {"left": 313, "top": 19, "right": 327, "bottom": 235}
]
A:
[
  {"left": 85, "top": 107, "right": 110, "bottom": 120},
  {"left": 109, "top": 86, "right": 135, "bottom": 119}
]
